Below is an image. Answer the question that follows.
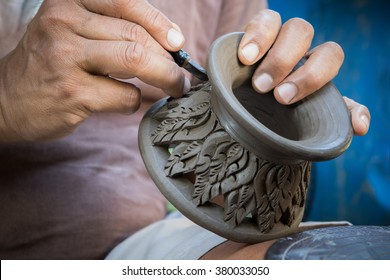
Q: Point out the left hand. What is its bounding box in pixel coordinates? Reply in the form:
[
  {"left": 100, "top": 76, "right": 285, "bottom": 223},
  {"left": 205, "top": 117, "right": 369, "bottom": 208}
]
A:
[{"left": 237, "top": 9, "right": 370, "bottom": 136}]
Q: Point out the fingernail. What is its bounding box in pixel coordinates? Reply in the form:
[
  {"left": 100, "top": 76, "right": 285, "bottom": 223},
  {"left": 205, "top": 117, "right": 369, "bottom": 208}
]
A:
[
  {"left": 360, "top": 114, "right": 370, "bottom": 130},
  {"left": 241, "top": 43, "right": 259, "bottom": 63},
  {"left": 253, "top": 73, "right": 273, "bottom": 93},
  {"left": 183, "top": 77, "right": 191, "bottom": 94},
  {"left": 276, "top": 82, "right": 298, "bottom": 104},
  {"left": 167, "top": 28, "right": 184, "bottom": 48}
]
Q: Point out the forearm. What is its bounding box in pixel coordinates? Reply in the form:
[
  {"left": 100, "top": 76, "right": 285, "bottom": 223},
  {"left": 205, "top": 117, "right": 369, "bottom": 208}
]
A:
[
  {"left": 0, "top": 55, "right": 18, "bottom": 143},
  {"left": 0, "top": 56, "right": 13, "bottom": 142}
]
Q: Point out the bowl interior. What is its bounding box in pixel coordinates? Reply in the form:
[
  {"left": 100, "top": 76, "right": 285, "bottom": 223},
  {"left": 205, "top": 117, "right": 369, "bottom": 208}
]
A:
[{"left": 233, "top": 80, "right": 301, "bottom": 141}]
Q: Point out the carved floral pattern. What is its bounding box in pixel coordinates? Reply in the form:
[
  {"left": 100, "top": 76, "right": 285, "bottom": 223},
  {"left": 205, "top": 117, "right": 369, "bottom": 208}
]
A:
[{"left": 151, "top": 83, "right": 311, "bottom": 233}]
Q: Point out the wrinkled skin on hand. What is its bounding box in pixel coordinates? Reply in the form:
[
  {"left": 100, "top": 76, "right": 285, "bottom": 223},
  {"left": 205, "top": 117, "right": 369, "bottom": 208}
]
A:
[
  {"left": 238, "top": 9, "right": 370, "bottom": 136},
  {"left": 0, "top": 0, "right": 190, "bottom": 142}
]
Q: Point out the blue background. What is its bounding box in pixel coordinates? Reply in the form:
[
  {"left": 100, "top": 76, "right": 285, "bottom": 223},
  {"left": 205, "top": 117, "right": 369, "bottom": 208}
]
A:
[{"left": 269, "top": 0, "right": 390, "bottom": 224}]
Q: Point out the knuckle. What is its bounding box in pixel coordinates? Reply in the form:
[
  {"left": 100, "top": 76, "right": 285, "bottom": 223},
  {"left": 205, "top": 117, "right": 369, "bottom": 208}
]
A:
[
  {"left": 261, "top": 9, "right": 282, "bottom": 24},
  {"left": 58, "top": 78, "right": 82, "bottom": 100},
  {"left": 248, "top": 9, "right": 281, "bottom": 32},
  {"left": 111, "top": 0, "right": 135, "bottom": 10},
  {"left": 56, "top": 79, "right": 90, "bottom": 124},
  {"left": 56, "top": 72, "right": 88, "bottom": 100},
  {"left": 121, "top": 42, "right": 148, "bottom": 71},
  {"left": 358, "top": 104, "right": 370, "bottom": 116},
  {"left": 35, "top": 11, "right": 57, "bottom": 33},
  {"left": 121, "top": 87, "right": 141, "bottom": 114},
  {"left": 147, "top": 62, "right": 183, "bottom": 97},
  {"left": 37, "top": 5, "right": 73, "bottom": 30},
  {"left": 59, "top": 111, "right": 88, "bottom": 134},
  {"left": 109, "top": 0, "right": 141, "bottom": 18},
  {"left": 324, "top": 41, "right": 345, "bottom": 62},
  {"left": 267, "top": 51, "right": 296, "bottom": 74},
  {"left": 118, "top": 86, "right": 141, "bottom": 114},
  {"left": 304, "top": 68, "right": 323, "bottom": 88},
  {"left": 143, "top": 6, "right": 163, "bottom": 27},
  {"left": 47, "top": 40, "right": 78, "bottom": 66},
  {"left": 345, "top": 97, "right": 370, "bottom": 117},
  {"left": 121, "top": 23, "right": 146, "bottom": 41},
  {"left": 63, "top": 114, "right": 85, "bottom": 129},
  {"left": 286, "top": 17, "right": 314, "bottom": 38},
  {"left": 31, "top": 11, "right": 81, "bottom": 63},
  {"left": 267, "top": 9, "right": 281, "bottom": 18},
  {"left": 343, "top": 96, "right": 355, "bottom": 110},
  {"left": 164, "top": 66, "right": 182, "bottom": 87}
]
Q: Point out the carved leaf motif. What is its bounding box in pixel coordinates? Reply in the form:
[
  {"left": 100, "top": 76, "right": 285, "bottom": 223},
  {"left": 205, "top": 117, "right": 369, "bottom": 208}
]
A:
[
  {"left": 192, "top": 131, "right": 232, "bottom": 206},
  {"left": 296, "top": 161, "right": 311, "bottom": 207},
  {"left": 220, "top": 152, "right": 258, "bottom": 196},
  {"left": 252, "top": 161, "right": 309, "bottom": 233},
  {"left": 152, "top": 111, "right": 218, "bottom": 144},
  {"left": 150, "top": 84, "right": 310, "bottom": 233},
  {"left": 151, "top": 87, "right": 219, "bottom": 145},
  {"left": 165, "top": 141, "right": 203, "bottom": 177},
  {"left": 153, "top": 89, "right": 210, "bottom": 121},
  {"left": 224, "top": 185, "right": 256, "bottom": 228},
  {"left": 191, "top": 136, "right": 262, "bottom": 228}
]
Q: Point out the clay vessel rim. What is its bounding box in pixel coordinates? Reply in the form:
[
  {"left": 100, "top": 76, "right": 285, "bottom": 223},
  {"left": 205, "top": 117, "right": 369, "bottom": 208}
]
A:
[{"left": 207, "top": 32, "right": 353, "bottom": 162}]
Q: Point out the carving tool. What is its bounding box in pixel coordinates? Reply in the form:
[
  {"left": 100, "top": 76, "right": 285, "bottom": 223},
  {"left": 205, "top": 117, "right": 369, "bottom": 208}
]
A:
[{"left": 170, "top": 50, "right": 208, "bottom": 81}]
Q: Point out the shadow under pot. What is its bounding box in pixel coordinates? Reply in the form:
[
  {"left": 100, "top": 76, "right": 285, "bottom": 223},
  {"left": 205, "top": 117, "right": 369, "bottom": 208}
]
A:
[{"left": 138, "top": 32, "right": 353, "bottom": 243}]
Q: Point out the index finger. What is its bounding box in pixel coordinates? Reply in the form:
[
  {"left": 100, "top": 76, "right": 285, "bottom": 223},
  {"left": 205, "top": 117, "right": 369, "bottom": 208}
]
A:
[
  {"left": 78, "top": 0, "right": 185, "bottom": 50},
  {"left": 81, "top": 40, "right": 189, "bottom": 98}
]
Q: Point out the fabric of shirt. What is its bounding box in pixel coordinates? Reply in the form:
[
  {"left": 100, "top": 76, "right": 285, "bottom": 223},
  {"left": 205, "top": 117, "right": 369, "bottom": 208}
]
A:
[{"left": 0, "top": 0, "right": 265, "bottom": 259}]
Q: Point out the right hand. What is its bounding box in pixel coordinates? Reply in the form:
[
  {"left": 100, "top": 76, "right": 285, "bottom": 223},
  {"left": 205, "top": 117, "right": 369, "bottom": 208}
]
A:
[
  {"left": 237, "top": 9, "right": 370, "bottom": 136},
  {"left": 0, "top": 0, "right": 190, "bottom": 142}
]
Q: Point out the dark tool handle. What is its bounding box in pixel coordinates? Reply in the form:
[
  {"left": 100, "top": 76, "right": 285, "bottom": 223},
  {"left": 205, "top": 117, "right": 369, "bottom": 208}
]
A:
[
  {"left": 170, "top": 50, "right": 190, "bottom": 67},
  {"left": 170, "top": 50, "right": 208, "bottom": 81}
]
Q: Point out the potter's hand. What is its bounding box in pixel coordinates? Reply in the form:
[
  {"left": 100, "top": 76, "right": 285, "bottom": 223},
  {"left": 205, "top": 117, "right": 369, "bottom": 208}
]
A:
[
  {"left": 238, "top": 9, "right": 370, "bottom": 136},
  {"left": 0, "top": 0, "right": 189, "bottom": 142},
  {"left": 343, "top": 97, "right": 370, "bottom": 136}
]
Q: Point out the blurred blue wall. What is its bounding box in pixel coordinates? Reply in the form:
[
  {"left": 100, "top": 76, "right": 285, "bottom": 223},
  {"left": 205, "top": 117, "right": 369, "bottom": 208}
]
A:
[{"left": 268, "top": 0, "right": 390, "bottom": 224}]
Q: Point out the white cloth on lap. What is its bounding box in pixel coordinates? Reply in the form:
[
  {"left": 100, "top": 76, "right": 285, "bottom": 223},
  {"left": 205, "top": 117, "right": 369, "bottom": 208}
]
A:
[{"left": 105, "top": 213, "right": 226, "bottom": 260}]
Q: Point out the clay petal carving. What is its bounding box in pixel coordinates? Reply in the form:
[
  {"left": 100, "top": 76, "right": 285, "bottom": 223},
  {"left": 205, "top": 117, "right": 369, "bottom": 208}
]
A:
[
  {"left": 152, "top": 87, "right": 218, "bottom": 145},
  {"left": 151, "top": 83, "right": 310, "bottom": 232},
  {"left": 225, "top": 185, "right": 256, "bottom": 228},
  {"left": 254, "top": 160, "right": 311, "bottom": 232}
]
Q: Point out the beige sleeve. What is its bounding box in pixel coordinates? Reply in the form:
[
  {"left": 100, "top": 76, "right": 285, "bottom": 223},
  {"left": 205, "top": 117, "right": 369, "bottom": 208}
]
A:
[{"left": 213, "top": 0, "right": 267, "bottom": 39}]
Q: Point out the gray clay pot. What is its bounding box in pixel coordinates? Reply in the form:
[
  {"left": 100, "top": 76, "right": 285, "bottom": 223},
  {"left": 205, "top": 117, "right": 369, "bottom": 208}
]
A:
[{"left": 138, "top": 32, "right": 353, "bottom": 243}]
